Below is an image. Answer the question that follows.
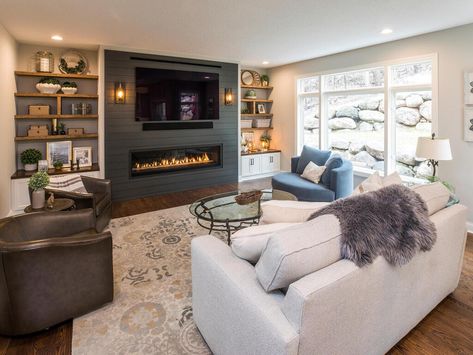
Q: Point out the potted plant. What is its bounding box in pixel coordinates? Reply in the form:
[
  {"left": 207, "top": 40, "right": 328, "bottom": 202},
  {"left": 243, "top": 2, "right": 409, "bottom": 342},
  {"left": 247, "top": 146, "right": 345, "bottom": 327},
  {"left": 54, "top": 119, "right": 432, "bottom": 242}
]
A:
[
  {"left": 53, "top": 160, "right": 63, "bottom": 171},
  {"left": 261, "top": 75, "right": 270, "bottom": 86},
  {"left": 20, "top": 148, "right": 42, "bottom": 171},
  {"left": 28, "top": 171, "right": 50, "bottom": 209},
  {"left": 58, "top": 123, "right": 66, "bottom": 135},
  {"left": 260, "top": 132, "right": 271, "bottom": 151},
  {"left": 61, "top": 81, "right": 78, "bottom": 95},
  {"left": 36, "top": 77, "right": 61, "bottom": 94}
]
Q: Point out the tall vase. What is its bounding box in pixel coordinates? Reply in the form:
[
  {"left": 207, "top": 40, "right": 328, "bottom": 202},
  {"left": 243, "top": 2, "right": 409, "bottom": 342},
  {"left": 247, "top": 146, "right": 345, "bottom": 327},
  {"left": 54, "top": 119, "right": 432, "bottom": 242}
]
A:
[{"left": 31, "top": 188, "right": 45, "bottom": 209}]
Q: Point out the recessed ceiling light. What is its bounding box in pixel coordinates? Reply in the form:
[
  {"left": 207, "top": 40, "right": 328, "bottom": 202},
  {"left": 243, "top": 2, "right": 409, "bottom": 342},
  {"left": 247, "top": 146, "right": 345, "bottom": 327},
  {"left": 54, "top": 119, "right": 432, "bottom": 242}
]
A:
[
  {"left": 262, "top": 61, "right": 269, "bottom": 65},
  {"left": 381, "top": 28, "right": 393, "bottom": 35},
  {"left": 51, "top": 35, "right": 63, "bottom": 41}
]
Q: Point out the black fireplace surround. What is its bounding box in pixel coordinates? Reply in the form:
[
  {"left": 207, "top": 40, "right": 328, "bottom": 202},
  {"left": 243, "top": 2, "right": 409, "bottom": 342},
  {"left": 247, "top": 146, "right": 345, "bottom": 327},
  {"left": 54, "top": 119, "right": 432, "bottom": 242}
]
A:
[{"left": 130, "top": 145, "right": 222, "bottom": 177}]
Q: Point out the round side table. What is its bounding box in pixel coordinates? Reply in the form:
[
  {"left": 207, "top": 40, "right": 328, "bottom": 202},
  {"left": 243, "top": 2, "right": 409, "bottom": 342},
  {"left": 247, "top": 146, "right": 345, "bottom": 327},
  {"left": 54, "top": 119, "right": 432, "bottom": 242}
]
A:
[{"left": 24, "top": 198, "right": 75, "bottom": 213}]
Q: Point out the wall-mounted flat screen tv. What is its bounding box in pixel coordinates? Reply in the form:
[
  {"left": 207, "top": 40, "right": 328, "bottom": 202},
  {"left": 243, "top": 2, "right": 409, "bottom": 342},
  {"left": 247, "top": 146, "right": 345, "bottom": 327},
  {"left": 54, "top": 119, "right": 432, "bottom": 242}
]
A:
[{"left": 135, "top": 67, "right": 219, "bottom": 121}]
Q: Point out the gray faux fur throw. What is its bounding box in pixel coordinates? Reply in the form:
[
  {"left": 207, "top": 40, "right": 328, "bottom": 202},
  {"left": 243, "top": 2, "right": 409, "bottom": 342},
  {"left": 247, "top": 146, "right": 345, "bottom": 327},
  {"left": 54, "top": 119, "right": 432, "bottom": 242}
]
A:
[{"left": 308, "top": 184, "right": 437, "bottom": 267}]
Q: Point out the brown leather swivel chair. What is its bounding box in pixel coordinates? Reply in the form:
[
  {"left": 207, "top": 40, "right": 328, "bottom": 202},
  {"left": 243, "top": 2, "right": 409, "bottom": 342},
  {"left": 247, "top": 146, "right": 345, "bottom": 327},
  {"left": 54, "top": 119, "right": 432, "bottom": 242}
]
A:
[
  {"left": 45, "top": 176, "right": 112, "bottom": 232},
  {"left": 0, "top": 209, "right": 113, "bottom": 336}
]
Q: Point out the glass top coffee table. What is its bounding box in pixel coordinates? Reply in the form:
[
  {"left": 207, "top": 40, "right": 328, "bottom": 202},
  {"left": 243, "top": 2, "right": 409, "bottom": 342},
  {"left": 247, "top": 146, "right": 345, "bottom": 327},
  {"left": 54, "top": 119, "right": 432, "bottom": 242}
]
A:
[{"left": 189, "top": 189, "right": 296, "bottom": 244}]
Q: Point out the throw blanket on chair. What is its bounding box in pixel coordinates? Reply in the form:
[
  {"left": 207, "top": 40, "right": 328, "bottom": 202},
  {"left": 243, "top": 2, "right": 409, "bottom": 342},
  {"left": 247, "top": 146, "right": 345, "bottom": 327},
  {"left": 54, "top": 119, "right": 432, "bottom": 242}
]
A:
[{"left": 308, "top": 184, "right": 436, "bottom": 267}]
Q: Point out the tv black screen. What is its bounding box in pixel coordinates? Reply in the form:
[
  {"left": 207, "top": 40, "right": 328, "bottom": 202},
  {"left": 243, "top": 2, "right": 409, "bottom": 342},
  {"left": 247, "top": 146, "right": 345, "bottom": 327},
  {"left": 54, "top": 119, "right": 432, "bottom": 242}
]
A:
[{"left": 135, "top": 67, "right": 219, "bottom": 121}]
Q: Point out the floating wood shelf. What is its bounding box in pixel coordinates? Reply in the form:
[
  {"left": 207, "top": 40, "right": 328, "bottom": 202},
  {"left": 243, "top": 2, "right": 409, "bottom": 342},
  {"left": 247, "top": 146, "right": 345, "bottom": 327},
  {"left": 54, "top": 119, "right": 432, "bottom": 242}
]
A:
[
  {"left": 15, "top": 93, "right": 98, "bottom": 99},
  {"left": 15, "top": 114, "right": 98, "bottom": 120},
  {"left": 241, "top": 127, "right": 273, "bottom": 131},
  {"left": 15, "top": 134, "right": 98, "bottom": 142},
  {"left": 241, "top": 85, "right": 273, "bottom": 90},
  {"left": 11, "top": 163, "right": 100, "bottom": 179},
  {"left": 241, "top": 98, "right": 273, "bottom": 103},
  {"left": 15, "top": 71, "right": 99, "bottom": 80},
  {"left": 241, "top": 114, "right": 273, "bottom": 118}
]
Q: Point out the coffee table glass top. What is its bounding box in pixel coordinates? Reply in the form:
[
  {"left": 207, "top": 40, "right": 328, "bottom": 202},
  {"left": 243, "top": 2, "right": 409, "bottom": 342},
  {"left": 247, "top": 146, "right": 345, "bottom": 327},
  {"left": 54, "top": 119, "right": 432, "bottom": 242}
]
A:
[{"left": 189, "top": 190, "right": 272, "bottom": 223}]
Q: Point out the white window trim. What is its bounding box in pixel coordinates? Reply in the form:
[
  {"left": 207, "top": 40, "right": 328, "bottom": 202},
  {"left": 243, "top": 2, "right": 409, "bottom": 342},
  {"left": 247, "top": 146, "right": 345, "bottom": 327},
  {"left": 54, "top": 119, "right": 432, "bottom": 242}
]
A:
[{"left": 295, "top": 53, "right": 438, "bottom": 179}]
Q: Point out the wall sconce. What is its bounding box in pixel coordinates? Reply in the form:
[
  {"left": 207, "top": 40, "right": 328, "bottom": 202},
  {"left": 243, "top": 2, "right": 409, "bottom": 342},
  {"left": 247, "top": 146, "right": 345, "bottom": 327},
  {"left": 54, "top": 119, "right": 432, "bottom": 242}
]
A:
[
  {"left": 224, "top": 88, "right": 233, "bottom": 106},
  {"left": 115, "top": 82, "right": 125, "bottom": 104}
]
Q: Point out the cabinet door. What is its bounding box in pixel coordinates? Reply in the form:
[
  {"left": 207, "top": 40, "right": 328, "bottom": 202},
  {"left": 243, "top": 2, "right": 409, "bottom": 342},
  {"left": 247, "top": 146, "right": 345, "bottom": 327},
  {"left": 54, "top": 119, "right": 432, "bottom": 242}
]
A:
[
  {"left": 241, "top": 156, "right": 252, "bottom": 177},
  {"left": 241, "top": 155, "right": 261, "bottom": 176},
  {"left": 11, "top": 178, "right": 30, "bottom": 211},
  {"left": 261, "top": 153, "right": 280, "bottom": 173}
]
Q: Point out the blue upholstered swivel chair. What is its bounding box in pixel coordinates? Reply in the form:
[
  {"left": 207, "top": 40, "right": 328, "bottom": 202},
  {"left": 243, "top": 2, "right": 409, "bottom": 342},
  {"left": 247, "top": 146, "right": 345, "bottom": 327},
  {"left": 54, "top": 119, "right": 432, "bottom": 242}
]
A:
[{"left": 272, "top": 146, "right": 353, "bottom": 202}]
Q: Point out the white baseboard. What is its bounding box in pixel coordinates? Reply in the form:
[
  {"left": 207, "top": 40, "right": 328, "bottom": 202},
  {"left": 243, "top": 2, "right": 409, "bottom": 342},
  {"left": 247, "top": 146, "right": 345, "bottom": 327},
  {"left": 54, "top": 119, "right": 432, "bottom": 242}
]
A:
[{"left": 239, "top": 171, "right": 280, "bottom": 182}]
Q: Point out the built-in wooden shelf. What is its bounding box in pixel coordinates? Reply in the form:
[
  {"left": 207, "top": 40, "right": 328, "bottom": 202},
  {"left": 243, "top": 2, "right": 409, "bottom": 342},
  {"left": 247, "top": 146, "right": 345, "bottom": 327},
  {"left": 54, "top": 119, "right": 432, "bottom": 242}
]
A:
[
  {"left": 241, "top": 98, "right": 273, "bottom": 103},
  {"left": 15, "top": 134, "right": 98, "bottom": 142},
  {"left": 15, "top": 93, "right": 98, "bottom": 99},
  {"left": 241, "top": 127, "right": 273, "bottom": 131},
  {"left": 15, "top": 114, "right": 98, "bottom": 120},
  {"left": 241, "top": 114, "right": 273, "bottom": 118},
  {"left": 11, "top": 163, "right": 100, "bottom": 179},
  {"left": 241, "top": 85, "right": 273, "bottom": 90},
  {"left": 15, "top": 71, "right": 99, "bottom": 80},
  {"left": 241, "top": 149, "right": 281, "bottom": 156}
]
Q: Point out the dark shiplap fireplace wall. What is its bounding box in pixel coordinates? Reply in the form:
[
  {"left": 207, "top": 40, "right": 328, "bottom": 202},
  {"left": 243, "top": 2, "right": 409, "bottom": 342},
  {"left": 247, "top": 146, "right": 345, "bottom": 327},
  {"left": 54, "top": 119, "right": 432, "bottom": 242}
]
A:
[{"left": 104, "top": 50, "right": 238, "bottom": 201}]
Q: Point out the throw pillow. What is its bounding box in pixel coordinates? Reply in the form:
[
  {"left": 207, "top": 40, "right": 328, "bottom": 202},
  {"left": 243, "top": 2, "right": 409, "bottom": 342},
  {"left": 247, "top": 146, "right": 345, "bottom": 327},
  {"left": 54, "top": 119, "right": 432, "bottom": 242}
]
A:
[
  {"left": 296, "top": 146, "right": 331, "bottom": 174},
  {"left": 255, "top": 214, "right": 342, "bottom": 292},
  {"left": 47, "top": 174, "right": 87, "bottom": 193},
  {"left": 411, "top": 182, "right": 451, "bottom": 216},
  {"left": 260, "top": 200, "right": 329, "bottom": 224},
  {"left": 383, "top": 172, "right": 403, "bottom": 187},
  {"left": 230, "top": 222, "right": 298, "bottom": 263},
  {"left": 301, "top": 161, "right": 326, "bottom": 184},
  {"left": 353, "top": 171, "right": 402, "bottom": 195},
  {"left": 320, "top": 155, "right": 343, "bottom": 187}
]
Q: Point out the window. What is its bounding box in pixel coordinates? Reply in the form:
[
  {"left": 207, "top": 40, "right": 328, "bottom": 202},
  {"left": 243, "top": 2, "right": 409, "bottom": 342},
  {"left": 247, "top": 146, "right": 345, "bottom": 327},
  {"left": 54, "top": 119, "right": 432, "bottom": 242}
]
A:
[{"left": 297, "top": 56, "right": 435, "bottom": 180}]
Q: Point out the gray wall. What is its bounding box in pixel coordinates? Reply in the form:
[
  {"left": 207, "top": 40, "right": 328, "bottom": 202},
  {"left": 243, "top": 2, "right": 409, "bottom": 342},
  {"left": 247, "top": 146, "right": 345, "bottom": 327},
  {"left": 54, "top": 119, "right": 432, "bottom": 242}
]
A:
[{"left": 104, "top": 50, "right": 238, "bottom": 201}]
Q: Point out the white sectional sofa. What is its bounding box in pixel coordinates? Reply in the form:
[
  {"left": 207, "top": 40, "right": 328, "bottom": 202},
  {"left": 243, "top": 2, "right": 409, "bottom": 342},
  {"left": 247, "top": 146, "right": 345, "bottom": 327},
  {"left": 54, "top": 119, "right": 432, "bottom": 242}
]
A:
[{"left": 191, "top": 200, "right": 468, "bottom": 355}]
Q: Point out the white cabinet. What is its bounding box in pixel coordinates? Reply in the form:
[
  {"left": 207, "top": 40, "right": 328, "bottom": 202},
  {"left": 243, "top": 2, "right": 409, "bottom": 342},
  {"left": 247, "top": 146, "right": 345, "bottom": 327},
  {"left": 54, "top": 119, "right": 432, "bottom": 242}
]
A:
[
  {"left": 10, "top": 170, "right": 101, "bottom": 213},
  {"left": 241, "top": 152, "right": 280, "bottom": 179}
]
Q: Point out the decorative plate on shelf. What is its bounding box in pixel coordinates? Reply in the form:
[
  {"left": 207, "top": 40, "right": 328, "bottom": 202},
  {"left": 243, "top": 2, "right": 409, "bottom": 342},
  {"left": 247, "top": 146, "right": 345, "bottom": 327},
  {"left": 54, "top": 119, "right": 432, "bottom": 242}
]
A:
[{"left": 58, "top": 50, "right": 88, "bottom": 74}]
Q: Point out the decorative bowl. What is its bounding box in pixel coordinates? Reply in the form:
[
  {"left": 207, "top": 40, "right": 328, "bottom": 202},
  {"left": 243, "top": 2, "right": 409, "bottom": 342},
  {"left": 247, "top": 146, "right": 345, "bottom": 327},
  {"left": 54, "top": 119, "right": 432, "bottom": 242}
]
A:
[
  {"left": 36, "top": 83, "right": 61, "bottom": 94},
  {"left": 235, "top": 190, "right": 263, "bottom": 205},
  {"left": 61, "top": 87, "right": 78, "bottom": 95}
]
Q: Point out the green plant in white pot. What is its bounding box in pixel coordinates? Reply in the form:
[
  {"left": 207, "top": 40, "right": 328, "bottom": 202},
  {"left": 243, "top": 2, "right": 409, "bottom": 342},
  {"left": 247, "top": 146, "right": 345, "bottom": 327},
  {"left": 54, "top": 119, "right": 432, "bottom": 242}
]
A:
[
  {"left": 20, "top": 148, "right": 42, "bottom": 172},
  {"left": 28, "top": 171, "right": 50, "bottom": 209}
]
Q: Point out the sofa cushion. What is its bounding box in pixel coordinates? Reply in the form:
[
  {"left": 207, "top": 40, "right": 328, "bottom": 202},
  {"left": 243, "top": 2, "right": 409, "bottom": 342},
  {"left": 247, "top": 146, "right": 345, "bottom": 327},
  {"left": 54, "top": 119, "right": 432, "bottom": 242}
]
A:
[
  {"left": 255, "top": 214, "right": 342, "bottom": 292},
  {"left": 231, "top": 222, "right": 298, "bottom": 263},
  {"left": 411, "top": 182, "right": 451, "bottom": 216},
  {"left": 320, "top": 155, "right": 343, "bottom": 187},
  {"left": 296, "top": 146, "right": 331, "bottom": 174},
  {"left": 260, "top": 200, "right": 329, "bottom": 224},
  {"left": 301, "top": 161, "right": 326, "bottom": 184},
  {"left": 272, "top": 173, "right": 335, "bottom": 202}
]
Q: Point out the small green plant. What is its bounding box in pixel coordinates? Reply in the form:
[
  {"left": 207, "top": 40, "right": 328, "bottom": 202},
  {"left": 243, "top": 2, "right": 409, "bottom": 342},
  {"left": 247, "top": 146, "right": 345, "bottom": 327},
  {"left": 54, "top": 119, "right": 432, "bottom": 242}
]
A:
[
  {"left": 260, "top": 132, "right": 272, "bottom": 143},
  {"left": 28, "top": 171, "right": 50, "bottom": 190},
  {"left": 20, "top": 148, "right": 42, "bottom": 164},
  {"left": 62, "top": 81, "right": 77, "bottom": 88},
  {"left": 39, "top": 77, "right": 60, "bottom": 85},
  {"left": 53, "top": 160, "right": 63, "bottom": 170},
  {"left": 261, "top": 75, "right": 269, "bottom": 84}
]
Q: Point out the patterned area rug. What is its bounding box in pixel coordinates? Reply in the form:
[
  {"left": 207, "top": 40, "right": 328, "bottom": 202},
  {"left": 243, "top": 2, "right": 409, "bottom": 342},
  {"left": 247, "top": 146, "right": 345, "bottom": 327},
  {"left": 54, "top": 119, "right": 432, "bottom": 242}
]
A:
[{"left": 72, "top": 205, "right": 223, "bottom": 354}]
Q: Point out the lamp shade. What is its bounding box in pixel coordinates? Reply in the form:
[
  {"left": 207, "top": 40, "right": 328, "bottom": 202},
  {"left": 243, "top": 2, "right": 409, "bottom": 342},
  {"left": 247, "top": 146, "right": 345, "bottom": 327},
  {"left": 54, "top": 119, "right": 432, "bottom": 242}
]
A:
[{"left": 416, "top": 136, "right": 452, "bottom": 161}]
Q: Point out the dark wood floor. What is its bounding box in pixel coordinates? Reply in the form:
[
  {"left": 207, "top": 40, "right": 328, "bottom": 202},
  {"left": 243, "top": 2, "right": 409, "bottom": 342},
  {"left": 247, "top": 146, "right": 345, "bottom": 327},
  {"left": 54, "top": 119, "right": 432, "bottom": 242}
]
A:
[{"left": 1, "top": 178, "right": 472, "bottom": 355}]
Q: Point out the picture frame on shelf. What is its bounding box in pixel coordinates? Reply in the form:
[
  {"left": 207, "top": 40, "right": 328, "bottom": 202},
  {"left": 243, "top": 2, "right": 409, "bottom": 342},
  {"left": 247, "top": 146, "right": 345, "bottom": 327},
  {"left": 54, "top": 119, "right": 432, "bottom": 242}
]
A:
[
  {"left": 73, "top": 146, "right": 93, "bottom": 167},
  {"left": 46, "top": 140, "right": 72, "bottom": 168},
  {"left": 257, "top": 104, "right": 266, "bottom": 114}
]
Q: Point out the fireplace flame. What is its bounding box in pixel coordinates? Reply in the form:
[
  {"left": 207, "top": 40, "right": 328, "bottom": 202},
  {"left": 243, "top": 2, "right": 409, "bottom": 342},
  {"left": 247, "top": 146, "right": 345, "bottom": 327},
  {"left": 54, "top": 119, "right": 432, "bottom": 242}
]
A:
[{"left": 133, "top": 153, "right": 213, "bottom": 171}]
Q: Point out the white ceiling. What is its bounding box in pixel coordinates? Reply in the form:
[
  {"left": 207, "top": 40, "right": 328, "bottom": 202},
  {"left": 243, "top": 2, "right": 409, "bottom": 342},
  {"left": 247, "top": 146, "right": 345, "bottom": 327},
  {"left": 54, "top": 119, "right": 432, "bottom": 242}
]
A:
[{"left": 1, "top": 0, "right": 473, "bottom": 68}]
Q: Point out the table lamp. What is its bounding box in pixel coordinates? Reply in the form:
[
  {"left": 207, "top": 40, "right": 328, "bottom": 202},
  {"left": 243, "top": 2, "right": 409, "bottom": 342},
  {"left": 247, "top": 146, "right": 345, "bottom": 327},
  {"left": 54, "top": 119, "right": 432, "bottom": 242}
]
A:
[{"left": 415, "top": 133, "right": 452, "bottom": 177}]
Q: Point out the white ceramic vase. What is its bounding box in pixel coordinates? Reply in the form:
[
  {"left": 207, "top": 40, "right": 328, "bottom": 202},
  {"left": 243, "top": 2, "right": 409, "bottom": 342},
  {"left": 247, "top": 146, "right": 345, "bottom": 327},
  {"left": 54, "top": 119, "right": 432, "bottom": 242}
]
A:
[
  {"left": 24, "top": 163, "right": 37, "bottom": 172},
  {"left": 31, "top": 188, "right": 45, "bottom": 209}
]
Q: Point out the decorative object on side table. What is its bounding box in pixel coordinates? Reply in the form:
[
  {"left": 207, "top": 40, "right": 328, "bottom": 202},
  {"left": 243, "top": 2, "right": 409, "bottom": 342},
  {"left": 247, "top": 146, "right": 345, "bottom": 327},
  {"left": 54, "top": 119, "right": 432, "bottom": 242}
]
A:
[
  {"left": 28, "top": 171, "right": 50, "bottom": 209},
  {"left": 73, "top": 146, "right": 92, "bottom": 167},
  {"left": 59, "top": 50, "right": 88, "bottom": 74},
  {"left": 261, "top": 75, "right": 270, "bottom": 87},
  {"left": 47, "top": 140, "right": 72, "bottom": 168},
  {"left": 35, "top": 51, "right": 54, "bottom": 73},
  {"left": 61, "top": 81, "right": 77, "bottom": 95},
  {"left": 46, "top": 193, "right": 55, "bottom": 209},
  {"left": 20, "top": 148, "right": 42, "bottom": 171},
  {"left": 36, "top": 77, "right": 61, "bottom": 94},
  {"left": 415, "top": 133, "right": 452, "bottom": 177},
  {"left": 260, "top": 132, "right": 271, "bottom": 151}
]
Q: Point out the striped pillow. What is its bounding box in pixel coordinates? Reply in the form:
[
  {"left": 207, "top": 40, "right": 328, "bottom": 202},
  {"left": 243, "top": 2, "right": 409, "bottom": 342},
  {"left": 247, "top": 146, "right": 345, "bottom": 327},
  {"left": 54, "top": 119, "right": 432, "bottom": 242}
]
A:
[{"left": 47, "top": 174, "right": 87, "bottom": 193}]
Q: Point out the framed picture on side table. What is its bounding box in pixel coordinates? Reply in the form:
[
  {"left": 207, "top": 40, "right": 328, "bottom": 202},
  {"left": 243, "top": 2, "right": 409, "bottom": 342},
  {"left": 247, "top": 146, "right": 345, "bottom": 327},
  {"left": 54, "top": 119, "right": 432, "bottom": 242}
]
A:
[
  {"left": 46, "top": 140, "right": 72, "bottom": 168},
  {"left": 73, "top": 146, "right": 93, "bottom": 167}
]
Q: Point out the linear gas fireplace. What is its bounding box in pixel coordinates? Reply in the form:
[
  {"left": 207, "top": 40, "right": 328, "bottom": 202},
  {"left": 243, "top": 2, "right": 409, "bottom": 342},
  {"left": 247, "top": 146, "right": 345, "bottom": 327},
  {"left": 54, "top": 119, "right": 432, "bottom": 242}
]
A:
[{"left": 130, "top": 145, "right": 222, "bottom": 177}]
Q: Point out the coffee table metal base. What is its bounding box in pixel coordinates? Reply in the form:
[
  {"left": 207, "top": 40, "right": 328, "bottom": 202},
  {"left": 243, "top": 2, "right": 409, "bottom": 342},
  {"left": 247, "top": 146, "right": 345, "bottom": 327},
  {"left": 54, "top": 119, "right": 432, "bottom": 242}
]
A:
[{"left": 195, "top": 216, "right": 260, "bottom": 245}]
